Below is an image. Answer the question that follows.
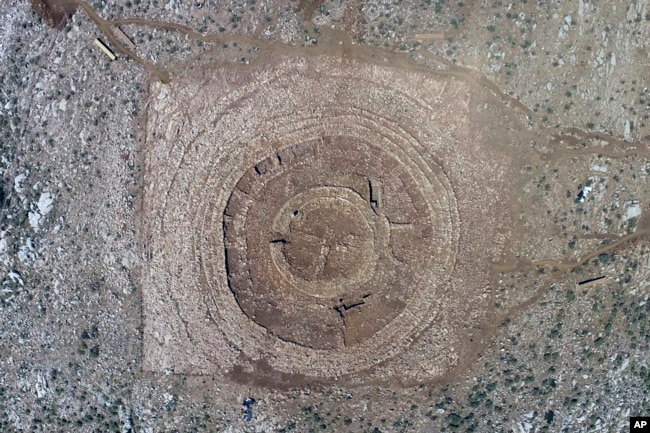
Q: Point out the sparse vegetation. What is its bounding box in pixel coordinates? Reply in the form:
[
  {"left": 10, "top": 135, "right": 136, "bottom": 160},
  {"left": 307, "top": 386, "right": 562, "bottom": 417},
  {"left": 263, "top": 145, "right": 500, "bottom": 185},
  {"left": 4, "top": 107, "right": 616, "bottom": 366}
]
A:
[{"left": 0, "top": 0, "right": 647, "bottom": 432}]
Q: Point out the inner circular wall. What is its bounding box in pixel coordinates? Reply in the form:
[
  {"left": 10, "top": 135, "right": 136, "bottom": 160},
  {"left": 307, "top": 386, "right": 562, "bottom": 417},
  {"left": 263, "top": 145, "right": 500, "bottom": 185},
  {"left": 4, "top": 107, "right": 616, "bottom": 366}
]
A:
[
  {"left": 140, "top": 58, "right": 512, "bottom": 386},
  {"left": 196, "top": 112, "right": 460, "bottom": 377}
]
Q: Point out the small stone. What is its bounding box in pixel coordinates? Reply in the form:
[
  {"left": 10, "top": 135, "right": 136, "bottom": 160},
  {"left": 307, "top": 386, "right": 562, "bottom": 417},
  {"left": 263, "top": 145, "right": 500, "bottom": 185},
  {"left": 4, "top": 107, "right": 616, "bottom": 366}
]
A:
[
  {"left": 14, "top": 173, "right": 27, "bottom": 194},
  {"left": 37, "top": 192, "right": 54, "bottom": 216},
  {"left": 28, "top": 211, "right": 41, "bottom": 231}
]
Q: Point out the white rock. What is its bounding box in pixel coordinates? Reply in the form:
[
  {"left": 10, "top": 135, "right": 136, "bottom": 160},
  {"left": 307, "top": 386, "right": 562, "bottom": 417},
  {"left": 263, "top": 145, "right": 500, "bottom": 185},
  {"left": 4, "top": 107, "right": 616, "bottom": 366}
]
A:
[
  {"left": 121, "top": 251, "right": 138, "bottom": 269},
  {"left": 28, "top": 211, "right": 41, "bottom": 231},
  {"left": 58, "top": 98, "right": 67, "bottom": 111},
  {"left": 35, "top": 372, "right": 48, "bottom": 398},
  {"left": 624, "top": 120, "right": 632, "bottom": 141},
  {"left": 625, "top": 202, "right": 641, "bottom": 220},
  {"left": 37, "top": 192, "right": 54, "bottom": 216},
  {"left": 14, "top": 173, "right": 27, "bottom": 194},
  {"left": 564, "top": 15, "right": 572, "bottom": 25},
  {"left": 610, "top": 53, "right": 616, "bottom": 66},
  {"left": 518, "top": 421, "right": 533, "bottom": 433},
  {"left": 620, "top": 358, "right": 629, "bottom": 372},
  {"left": 591, "top": 163, "right": 608, "bottom": 172},
  {"left": 18, "top": 239, "right": 35, "bottom": 263},
  {"left": 118, "top": 404, "right": 133, "bottom": 433},
  {"left": 8, "top": 271, "right": 23, "bottom": 286}
]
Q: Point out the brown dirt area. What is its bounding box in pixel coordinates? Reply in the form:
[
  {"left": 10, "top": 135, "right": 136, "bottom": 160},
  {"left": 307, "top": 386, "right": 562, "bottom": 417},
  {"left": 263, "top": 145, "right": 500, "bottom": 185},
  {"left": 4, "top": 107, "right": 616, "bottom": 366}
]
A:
[
  {"left": 31, "top": 0, "right": 77, "bottom": 29},
  {"left": 137, "top": 49, "right": 580, "bottom": 388}
]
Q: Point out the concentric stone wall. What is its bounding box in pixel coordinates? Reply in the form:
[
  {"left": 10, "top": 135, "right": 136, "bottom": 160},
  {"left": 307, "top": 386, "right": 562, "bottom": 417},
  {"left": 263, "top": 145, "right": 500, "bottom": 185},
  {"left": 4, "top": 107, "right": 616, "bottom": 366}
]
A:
[{"left": 141, "top": 56, "right": 515, "bottom": 385}]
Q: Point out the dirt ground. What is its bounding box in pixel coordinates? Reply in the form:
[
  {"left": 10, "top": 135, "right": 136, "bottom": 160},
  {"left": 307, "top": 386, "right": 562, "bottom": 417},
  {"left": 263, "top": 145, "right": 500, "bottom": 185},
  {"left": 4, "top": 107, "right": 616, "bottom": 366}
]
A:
[
  {"left": 31, "top": 0, "right": 78, "bottom": 29},
  {"left": 0, "top": 0, "right": 648, "bottom": 431}
]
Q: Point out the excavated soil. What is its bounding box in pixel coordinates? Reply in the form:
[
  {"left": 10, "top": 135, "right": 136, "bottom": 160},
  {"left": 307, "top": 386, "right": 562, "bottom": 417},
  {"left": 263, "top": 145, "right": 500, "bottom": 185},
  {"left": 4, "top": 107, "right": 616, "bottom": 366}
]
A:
[
  {"left": 139, "top": 54, "right": 529, "bottom": 387},
  {"left": 31, "top": 0, "right": 78, "bottom": 29},
  {"left": 224, "top": 135, "right": 451, "bottom": 351}
]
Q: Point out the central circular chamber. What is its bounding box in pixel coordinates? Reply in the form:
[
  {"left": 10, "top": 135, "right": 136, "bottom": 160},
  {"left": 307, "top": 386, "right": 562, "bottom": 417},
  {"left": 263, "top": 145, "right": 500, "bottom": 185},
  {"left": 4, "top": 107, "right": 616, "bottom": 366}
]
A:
[
  {"left": 271, "top": 186, "right": 382, "bottom": 299},
  {"left": 223, "top": 135, "right": 448, "bottom": 350},
  {"left": 280, "top": 196, "right": 372, "bottom": 284}
]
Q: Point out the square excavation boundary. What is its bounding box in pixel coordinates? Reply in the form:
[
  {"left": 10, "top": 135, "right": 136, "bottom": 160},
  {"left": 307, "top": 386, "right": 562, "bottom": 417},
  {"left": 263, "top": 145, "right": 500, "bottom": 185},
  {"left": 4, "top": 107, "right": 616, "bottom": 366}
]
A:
[{"left": 140, "top": 55, "right": 521, "bottom": 387}]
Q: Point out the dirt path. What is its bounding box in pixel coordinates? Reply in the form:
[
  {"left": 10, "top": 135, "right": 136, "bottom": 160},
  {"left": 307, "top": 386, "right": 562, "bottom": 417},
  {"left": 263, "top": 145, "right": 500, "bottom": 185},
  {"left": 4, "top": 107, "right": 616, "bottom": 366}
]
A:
[{"left": 493, "top": 219, "right": 649, "bottom": 274}]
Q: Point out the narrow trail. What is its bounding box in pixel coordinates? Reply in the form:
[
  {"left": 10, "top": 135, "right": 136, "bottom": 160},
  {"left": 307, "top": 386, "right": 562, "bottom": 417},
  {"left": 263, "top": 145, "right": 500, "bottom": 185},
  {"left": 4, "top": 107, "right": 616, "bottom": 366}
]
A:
[
  {"left": 489, "top": 212, "right": 650, "bottom": 336},
  {"left": 68, "top": 0, "right": 538, "bottom": 119},
  {"left": 493, "top": 220, "right": 650, "bottom": 274},
  {"left": 71, "top": 0, "right": 171, "bottom": 82},
  {"left": 543, "top": 128, "right": 650, "bottom": 159}
]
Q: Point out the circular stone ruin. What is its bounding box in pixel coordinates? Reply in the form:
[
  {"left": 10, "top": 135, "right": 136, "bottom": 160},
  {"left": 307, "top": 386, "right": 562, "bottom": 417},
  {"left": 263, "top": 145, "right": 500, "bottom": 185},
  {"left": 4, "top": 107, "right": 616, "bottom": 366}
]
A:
[
  {"left": 141, "top": 55, "right": 517, "bottom": 385},
  {"left": 223, "top": 135, "right": 456, "bottom": 351}
]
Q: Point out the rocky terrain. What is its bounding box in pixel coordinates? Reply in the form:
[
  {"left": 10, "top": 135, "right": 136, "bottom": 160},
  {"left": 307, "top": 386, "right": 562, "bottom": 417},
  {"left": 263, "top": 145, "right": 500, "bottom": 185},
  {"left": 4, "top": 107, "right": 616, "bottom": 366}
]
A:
[{"left": 0, "top": 0, "right": 648, "bottom": 432}]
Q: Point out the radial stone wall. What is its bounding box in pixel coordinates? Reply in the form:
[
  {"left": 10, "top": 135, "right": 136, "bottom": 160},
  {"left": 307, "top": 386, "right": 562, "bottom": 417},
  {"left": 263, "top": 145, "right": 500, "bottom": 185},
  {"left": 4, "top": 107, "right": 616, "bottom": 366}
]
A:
[{"left": 141, "top": 56, "right": 513, "bottom": 386}]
